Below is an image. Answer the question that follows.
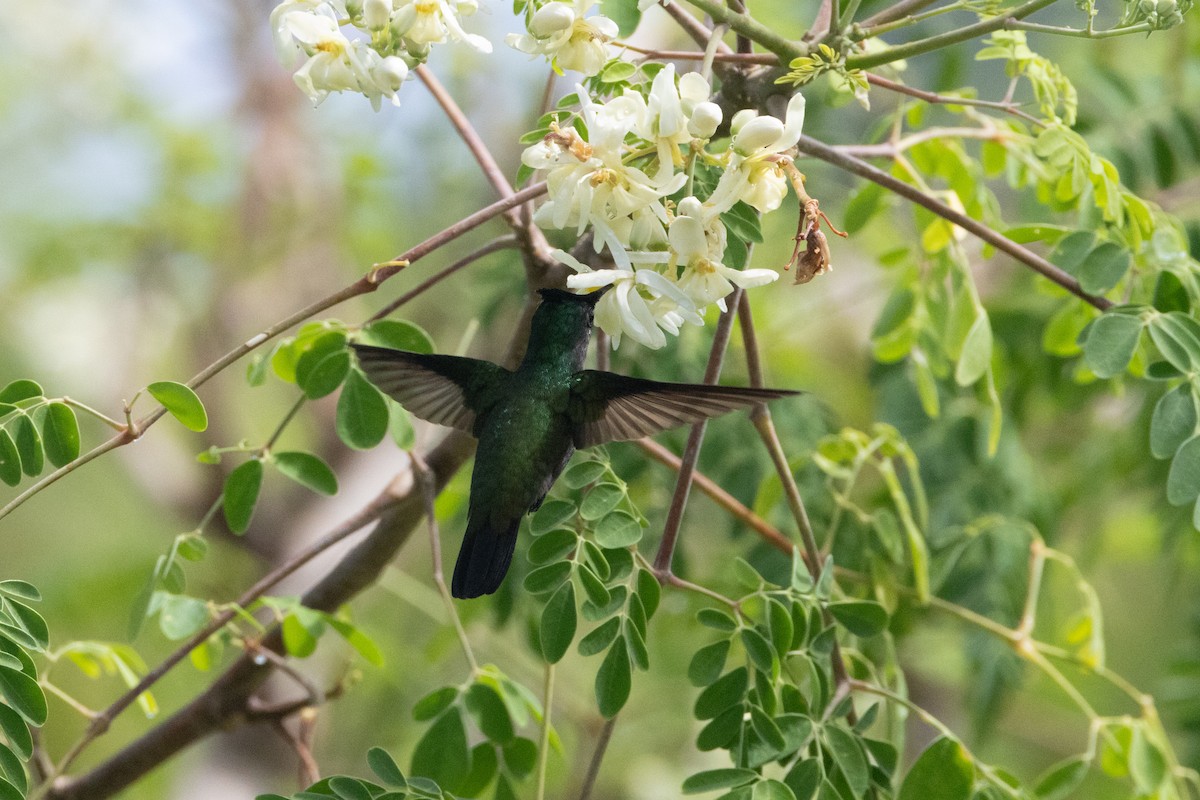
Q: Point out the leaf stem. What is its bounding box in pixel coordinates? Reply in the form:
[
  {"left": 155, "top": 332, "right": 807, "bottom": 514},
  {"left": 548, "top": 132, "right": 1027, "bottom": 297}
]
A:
[
  {"left": 576, "top": 715, "right": 617, "bottom": 800},
  {"left": 536, "top": 662, "right": 555, "bottom": 800},
  {"left": 58, "top": 398, "right": 126, "bottom": 432}
]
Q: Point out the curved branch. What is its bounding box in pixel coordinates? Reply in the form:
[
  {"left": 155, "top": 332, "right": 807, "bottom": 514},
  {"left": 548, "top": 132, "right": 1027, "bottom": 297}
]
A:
[{"left": 794, "top": 133, "right": 1113, "bottom": 311}]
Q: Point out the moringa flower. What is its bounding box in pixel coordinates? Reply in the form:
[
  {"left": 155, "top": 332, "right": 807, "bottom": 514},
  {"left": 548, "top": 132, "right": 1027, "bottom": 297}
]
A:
[
  {"left": 506, "top": 0, "right": 618, "bottom": 75},
  {"left": 707, "top": 92, "right": 806, "bottom": 214}
]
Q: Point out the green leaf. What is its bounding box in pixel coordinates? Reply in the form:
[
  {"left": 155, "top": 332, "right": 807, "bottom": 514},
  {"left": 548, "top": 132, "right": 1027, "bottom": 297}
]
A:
[
  {"left": 367, "top": 747, "right": 406, "bottom": 787},
  {"left": 697, "top": 608, "right": 738, "bottom": 632},
  {"left": 223, "top": 460, "right": 264, "bottom": 533},
  {"left": 580, "top": 483, "right": 624, "bottom": 521},
  {"left": 577, "top": 566, "right": 610, "bottom": 609},
  {"left": 1034, "top": 756, "right": 1089, "bottom": 800},
  {"left": 688, "top": 640, "right": 731, "bottom": 687},
  {"left": 327, "top": 776, "right": 375, "bottom": 800},
  {"left": 750, "top": 705, "right": 787, "bottom": 754},
  {"left": 337, "top": 371, "right": 390, "bottom": 450},
  {"left": 530, "top": 500, "right": 575, "bottom": 534},
  {"left": 753, "top": 778, "right": 797, "bottom": 800},
  {"left": 600, "top": 0, "right": 641, "bottom": 36},
  {"left": 682, "top": 768, "right": 759, "bottom": 794},
  {"left": 600, "top": 59, "right": 638, "bottom": 83},
  {"left": 767, "top": 599, "right": 794, "bottom": 658},
  {"left": 0, "top": 666, "right": 47, "bottom": 725},
  {"left": 40, "top": 402, "right": 80, "bottom": 467},
  {"left": 829, "top": 601, "right": 888, "bottom": 638},
  {"left": 0, "top": 431, "right": 19, "bottom": 487},
  {"left": 326, "top": 618, "right": 385, "bottom": 667},
  {"left": 722, "top": 202, "right": 764, "bottom": 244},
  {"left": 636, "top": 569, "right": 660, "bottom": 620},
  {"left": 578, "top": 617, "right": 621, "bottom": 656},
  {"left": 297, "top": 348, "right": 351, "bottom": 400},
  {"left": 13, "top": 416, "right": 43, "bottom": 478},
  {"left": 2, "top": 600, "right": 48, "bottom": 651},
  {"left": 176, "top": 534, "right": 208, "bottom": 562},
  {"left": 954, "top": 313, "right": 993, "bottom": 386},
  {"left": 0, "top": 381, "right": 42, "bottom": 404},
  {"left": 147, "top": 381, "right": 208, "bottom": 431},
  {"left": 823, "top": 724, "right": 869, "bottom": 797},
  {"left": 359, "top": 319, "right": 434, "bottom": 354},
  {"left": 1148, "top": 311, "right": 1200, "bottom": 371},
  {"left": 465, "top": 682, "right": 515, "bottom": 744},
  {"left": 0, "top": 585, "right": 36, "bottom": 604},
  {"left": 413, "top": 686, "right": 459, "bottom": 721},
  {"left": 157, "top": 593, "right": 210, "bottom": 641},
  {"left": 527, "top": 528, "right": 577, "bottom": 566},
  {"left": 562, "top": 460, "right": 607, "bottom": 489},
  {"left": 0, "top": 776, "right": 22, "bottom": 800},
  {"left": 1151, "top": 384, "right": 1196, "bottom": 459},
  {"left": 460, "top": 742, "right": 497, "bottom": 796},
  {"left": 502, "top": 737, "right": 538, "bottom": 779},
  {"left": 0, "top": 705, "right": 31, "bottom": 760},
  {"left": 1079, "top": 242, "right": 1130, "bottom": 294},
  {"left": 740, "top": 628, "right": 776, "bottom": 676},
  {"left": 1129, "top": 724, "right": 1167, "bottom": 793},
  {"left": 898, "top": 736, "right": 974, "bottom": 800},
  {"left": 594, "top": 636, "right": 631, "bottom": 717},
  {"left": 1049, "top": 231, "right": 1095, "bottom": 276},
  {"left": 1168, "top": 434, "right": 1200, "bottom": 505},
  {"left": 411, "top": 708, "right": 470, "bottom": 792},
  {"left": 524, "top": 562, "right": 572, "bottom": 595},
  {"left": 594, "top": 510, "right": 642, "bottom": 548},
  {"left": 0, "top": 743, "right": 25, "bottom": 794},
  {"left": 784, "top": 759, "right": 821, "bottom": 800},
  {"left": 695, "top": 667, "right": 748, "bottom": 720},
  {"left": 539, "top": 581, "right": 577, "bottom": 664},
  {"left": 273, "top": 451, "right": 339, "bottom": 496},
  {"left": 1083, "top": 312, "right": 1143, "bottom": 378},
  {"left": 843, "top": 182, "right": 886, "bottom": 234}
]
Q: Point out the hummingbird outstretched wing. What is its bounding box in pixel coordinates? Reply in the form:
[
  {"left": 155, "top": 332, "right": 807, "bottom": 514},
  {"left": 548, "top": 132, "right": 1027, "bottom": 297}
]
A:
[
  {"left": 567, "top": 370, "right": 798, "bottom": 448},
  {"left": 351, "top": 344, "right": 510, "bottom": 436}
]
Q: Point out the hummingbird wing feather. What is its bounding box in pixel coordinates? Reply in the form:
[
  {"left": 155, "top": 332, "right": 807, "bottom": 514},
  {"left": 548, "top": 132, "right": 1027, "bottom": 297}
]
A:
[
  {"left": 351, "top": 344, "right": 510, "bottom": 435},
  {"left": 568, "top": 371, "right": 798, "bottom": 448}
]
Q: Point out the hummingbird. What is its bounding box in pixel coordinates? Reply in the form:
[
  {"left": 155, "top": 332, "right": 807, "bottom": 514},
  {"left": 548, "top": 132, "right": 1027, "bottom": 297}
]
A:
[{"left": 351, "top": 288, "right": 797, "bottom": 599}]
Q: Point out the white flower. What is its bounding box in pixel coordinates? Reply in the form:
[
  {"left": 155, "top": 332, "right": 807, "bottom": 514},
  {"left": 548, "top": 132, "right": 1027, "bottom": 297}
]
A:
[
  {"left": 391, "top": 0, "right": 492, "bottom": 51},
  {"left": 629, "top": 197, "right": 778, "bottom": 311},
  {"left": 708, "top": 92, "right": 806, "bottom": 214},
  {"left": 363, "top": 0, "right": 393, "bottom": 29},
  {"left": 506, "top": 0, "right": 618, "bottom": 75},
  {"left": 522, "top": 87, "right": 685, "bottom": 268},
  {"left": 556, "top": 250, "right": 700, "bottom": 349},
  {"left": 633, "top": 66, "right": 722, "bottom": 175}
]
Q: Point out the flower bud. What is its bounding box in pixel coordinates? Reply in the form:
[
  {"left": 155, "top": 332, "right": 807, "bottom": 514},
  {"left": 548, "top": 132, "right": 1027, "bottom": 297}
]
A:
[
  {"left": 732, "top": 116, "right": 784, "bottom": 155},
  {"left": 687, "top": 102, "right": 722, "bottom": 139},
  {"left": 729, "top": 108, "right": 757, "bottom": 137},
  {"left": 676, "top": 196, "right": 704, "bottom": 218},
  {"left": 529, "top": 2, "right": 576, "bottom": 36},
  {"left": 375, "top": 55, "right": 409, "bottom": 91},
  {"left": 363, "top": 0, "right": 392, "bottom": 29}
]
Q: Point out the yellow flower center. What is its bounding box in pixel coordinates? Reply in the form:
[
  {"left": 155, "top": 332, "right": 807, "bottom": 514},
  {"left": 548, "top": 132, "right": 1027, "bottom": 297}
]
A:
[{"left": 415, "top": 0, "right": 438, "bottom": 14}]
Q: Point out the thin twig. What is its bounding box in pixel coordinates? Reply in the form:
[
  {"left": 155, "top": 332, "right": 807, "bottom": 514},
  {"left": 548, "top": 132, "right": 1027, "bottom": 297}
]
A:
[
  {"left": 652, "top": 287, "right": 743, "bottom": 573},
  {"left": 412, "top": 451, "right": 477, "bottom": 673},
  {"left": 860, "top": 0, "right": 943, "bottom": 28},
  {"left": 794, "top": 133, "right": 1113, "bottom": 310},
  {"left": 865, "top": 72, "right": 1045, "bottom": 125},
  {"left": 577, "top": 716, "right": 618, "bottom": 800},
  {"left": 738, "top": 293, "right": 856, "bottom": 724},
  {"left": 535, "top": 663, "right": 555, "bottom": 800},
  {"left": 368, "top": 235, "right": 519, "bottom": 323}
]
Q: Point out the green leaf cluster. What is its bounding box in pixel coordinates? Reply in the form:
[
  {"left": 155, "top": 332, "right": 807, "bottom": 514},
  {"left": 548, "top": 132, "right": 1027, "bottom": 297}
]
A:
[
  {"left": 0, "top": 580, "right": 48, "bottom": 800},
  {"left": 0, "top": 381, "right": 81, "bottom": 487}
]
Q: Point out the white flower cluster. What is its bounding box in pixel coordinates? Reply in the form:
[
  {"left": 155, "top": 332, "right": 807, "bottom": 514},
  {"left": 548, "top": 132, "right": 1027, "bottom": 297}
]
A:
[
  {"left": 271, "top": 0, "right": 491, "bottom": 108},
  {"left": 523, "top": 67, "right": 806, "bottom": 348},
  {"left": 506, "top": 0, "right": 619, "bottom": 76}
]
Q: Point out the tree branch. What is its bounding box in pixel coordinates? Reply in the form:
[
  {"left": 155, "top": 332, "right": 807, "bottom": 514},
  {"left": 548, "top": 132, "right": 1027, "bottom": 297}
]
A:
[{"left": 794, "top": 133, "right": 1114, "bottom": 310}]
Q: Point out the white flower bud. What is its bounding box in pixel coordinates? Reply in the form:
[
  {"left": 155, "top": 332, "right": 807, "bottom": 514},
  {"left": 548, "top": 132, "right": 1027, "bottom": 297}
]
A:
[
  {"left": 363, "top": 0, "right": 392, "bottom": 29},
  {"left": 732, "top": 116, "right": 784, "bottom": 155},
  {"left": 529, "top": 2, "right": 576, "bottom": 36},
  {"left": 687, "top": 102, "right": 722, "bottom": 139},
  {"left": 729, "top": 108, "right": 757, "bottom": 136},
  {"left": 676, "top": 196, "right": 704, "bottom": 217},
  {"left": 375, "top": 55, "right": 409, "bottom": 91},
  {"left": 345, "top": 0, "right": 364, "bottom": 16}
]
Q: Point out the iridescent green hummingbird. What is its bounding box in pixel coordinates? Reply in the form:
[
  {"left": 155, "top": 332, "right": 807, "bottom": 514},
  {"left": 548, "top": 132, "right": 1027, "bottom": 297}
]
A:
[{"left": 351, "top": 288, "right": 796, "bottom": 599}]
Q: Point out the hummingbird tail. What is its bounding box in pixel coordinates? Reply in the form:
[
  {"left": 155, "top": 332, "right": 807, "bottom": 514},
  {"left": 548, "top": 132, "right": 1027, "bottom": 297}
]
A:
[{"left": 451, "top": 515, "right": 521, "bottom": 599}]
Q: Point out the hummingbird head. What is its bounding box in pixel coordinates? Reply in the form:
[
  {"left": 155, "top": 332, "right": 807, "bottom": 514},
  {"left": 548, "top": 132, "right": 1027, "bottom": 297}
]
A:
[{"left": 537, "top": 285, "right": 612, "bottom": 307}]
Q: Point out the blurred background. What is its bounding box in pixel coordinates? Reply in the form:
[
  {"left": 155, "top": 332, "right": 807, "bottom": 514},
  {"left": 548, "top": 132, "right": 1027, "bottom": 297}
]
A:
[{"left": 2, "top": 0, "right": 1200, "bottom": 797}]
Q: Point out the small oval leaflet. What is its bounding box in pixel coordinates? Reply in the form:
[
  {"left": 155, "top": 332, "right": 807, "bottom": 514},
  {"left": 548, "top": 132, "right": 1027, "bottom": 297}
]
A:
[
  {"left": 273, "top": 451, "right": 339, "bottom": 496},
  {"left": 147, "top": 381, "right": 208, "bottom": 432},
  {"left": 223, "top": 459, "right": 264, "bottom": 534}
]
